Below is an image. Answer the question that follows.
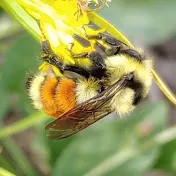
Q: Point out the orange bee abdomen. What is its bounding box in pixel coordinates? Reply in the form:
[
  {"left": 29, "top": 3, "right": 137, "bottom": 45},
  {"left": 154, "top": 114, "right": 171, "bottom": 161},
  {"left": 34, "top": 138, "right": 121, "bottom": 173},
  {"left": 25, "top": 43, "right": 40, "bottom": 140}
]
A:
[
  {"left": 55, "top": 79, "right": 76, "bottom": 115},
  {"left": 40, "top": 77, "right": 61, "bottom": 118},
  {"left": 27, "top": 73, "right": 77, "bottom": 119},
  {"left": 41, "top": 78, "right": 77, "bottom": 118}
]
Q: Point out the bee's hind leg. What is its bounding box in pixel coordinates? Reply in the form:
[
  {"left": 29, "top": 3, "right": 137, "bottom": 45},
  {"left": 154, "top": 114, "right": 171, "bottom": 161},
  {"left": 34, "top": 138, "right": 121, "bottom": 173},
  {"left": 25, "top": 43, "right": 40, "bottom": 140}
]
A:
[
  {"left": 40, "top": 40, "right": 65, "bottom": 72},
  {"left": 119, "top": 49, "right": 143, "bottom": 61},
  {"left": 68, "top": 43, "right": 89, "bottom": 58}
]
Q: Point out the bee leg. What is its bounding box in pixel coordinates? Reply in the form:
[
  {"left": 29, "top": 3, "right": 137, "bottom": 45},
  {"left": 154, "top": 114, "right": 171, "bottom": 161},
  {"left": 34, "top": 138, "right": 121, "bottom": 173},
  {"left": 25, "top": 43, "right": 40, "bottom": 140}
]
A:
[
  {"left": 96, "top": 41, "right": 121, "bottom": 56},
  {"left": 120, "top": 49, "right": 142, "bottom": 61},
  {"left": 64, "top": 65, "right": 90, "bottom": 78},
  {"left": 86, "top": 52, "right": 106, "bottom": 79},
  {"left": 41, "top": 41, "right": 91, "bottom": 78},
  {"left": 87, "top": 52, "right": 105, "bottom": 68},
  {"left": 86, "top": 33, "right": 118, "bottom": 45},
  {"left": 39, "top": 29, "right": 65, "bottom": 72},
  {"left": 70, "top": 41, "right": 106, "bottom": 78},
  {"left": 99, "top": 33, "right": 128, "bottom": 47},
  {"left": 40, "top": 40, "right": 65, "bottom": 71},
  {"left": 86, "top": 33, "right": 123, "bottom": 55},
  {"left": 86, "top": 33, "right": 102, "bottom": 40},
  {"left": 42, "top": 55, "right": 65, "bottom": 72},
  {"left": 69, "top": 43, "right": 90, "bottom": 58},
  {"left": 70, "top": 51, "right": 106, "bottom": 78},
  {"left": 42, "top": 53, "right": 92, "bottom": 78},
  {"left": 70, "top": 48, "right": 106, "bottom": 79},
  {"left": 86, "top": 32, "right": 127, "bottom": 48},
  {"left": 71, "top": 52, "right": 89, "bottom": 58},
  {"left": 38, "top": 20, "right": 54, "bottom": 55},
  {"left": 68, "top": 41, "right": 105, "bottom": 78},
  {"left": 41, "top": 41, "right": 91, "bottom": 77},
  {"left": 92, "top": 33, "right": 142, "bottom": 61},
  {"left": 41, "top": 40, "right": 52, "bottom": 56},
  {"left": 101, "top": 34, "right": 120, "bottom": 45}
]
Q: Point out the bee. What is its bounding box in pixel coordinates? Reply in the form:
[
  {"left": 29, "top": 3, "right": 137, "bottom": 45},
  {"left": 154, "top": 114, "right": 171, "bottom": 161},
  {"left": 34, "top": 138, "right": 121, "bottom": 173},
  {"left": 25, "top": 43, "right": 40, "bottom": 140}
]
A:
[{"left": 27, "top": 15, "right": 176, "bottom": 140}]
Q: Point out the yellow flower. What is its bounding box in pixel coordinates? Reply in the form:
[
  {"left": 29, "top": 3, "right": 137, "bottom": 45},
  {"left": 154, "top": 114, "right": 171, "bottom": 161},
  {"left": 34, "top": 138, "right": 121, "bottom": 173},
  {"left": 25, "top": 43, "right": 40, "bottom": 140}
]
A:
[
  {"left": 18, "top": 1, "right": 107, "bottom": 59},
  {"left": 17, "top": 0, "right": 110, "bottom": 75},
  {"left": 17, "top": 0, "right": 176, "bottom": 105},
  {"left": 17, "top": 0, "right": 87, "bottom": 62}
]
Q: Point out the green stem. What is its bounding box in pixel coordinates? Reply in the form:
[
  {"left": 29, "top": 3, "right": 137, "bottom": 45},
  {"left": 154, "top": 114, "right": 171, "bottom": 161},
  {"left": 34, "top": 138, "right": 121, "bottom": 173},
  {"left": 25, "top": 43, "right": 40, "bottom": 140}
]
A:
[
  {"left": 0, "top": 154, "right": 15, "bottom": 174},
  {"left": 0, "top": 112, "right": 49, "bottom": 175},
  {"left": 0, "top": 112, "right": 49, "bottom": 139},
  {"left": 2, "top": 137, "right": 37, "bottom": 176}
]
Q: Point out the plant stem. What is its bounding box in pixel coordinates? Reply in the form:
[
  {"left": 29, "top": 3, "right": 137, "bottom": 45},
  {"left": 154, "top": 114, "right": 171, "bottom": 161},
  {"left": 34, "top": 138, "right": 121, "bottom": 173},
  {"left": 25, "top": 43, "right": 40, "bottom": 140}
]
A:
[
  {"left": 0, "top": 112, "right": 49, "bottom": 139},
  {"left": 1, "top": 137, "right": 38, "bottom": 176}
]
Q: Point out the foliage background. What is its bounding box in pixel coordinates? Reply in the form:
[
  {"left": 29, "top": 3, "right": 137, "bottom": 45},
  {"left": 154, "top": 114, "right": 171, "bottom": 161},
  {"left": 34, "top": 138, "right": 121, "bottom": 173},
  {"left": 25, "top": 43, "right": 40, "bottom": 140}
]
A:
[{"left": 0, "top": 0, "right": 176, "bottom": 176}]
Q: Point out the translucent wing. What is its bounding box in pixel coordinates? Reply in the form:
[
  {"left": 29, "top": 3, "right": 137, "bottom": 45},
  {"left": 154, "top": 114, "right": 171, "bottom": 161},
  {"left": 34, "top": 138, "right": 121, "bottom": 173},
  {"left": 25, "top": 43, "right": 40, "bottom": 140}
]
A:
[{"left": 45, "top": 74, "right": 132, "bottom": 139}]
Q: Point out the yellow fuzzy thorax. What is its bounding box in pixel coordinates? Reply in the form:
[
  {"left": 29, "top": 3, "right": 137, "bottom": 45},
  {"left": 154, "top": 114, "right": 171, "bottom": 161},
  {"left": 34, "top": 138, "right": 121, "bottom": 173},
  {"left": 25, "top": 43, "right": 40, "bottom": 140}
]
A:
[
  {"left": 104, "top": 55, "right": 153, "bottom": 115},
  {"left": 105, "top": 55, "right": 153, "bottom": 94}
]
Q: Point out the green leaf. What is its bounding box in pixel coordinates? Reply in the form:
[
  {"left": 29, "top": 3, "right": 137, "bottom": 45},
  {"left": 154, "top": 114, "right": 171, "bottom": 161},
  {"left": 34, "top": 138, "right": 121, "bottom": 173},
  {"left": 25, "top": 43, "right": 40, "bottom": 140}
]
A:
[
  {"left": 100, "top": 0, "right": 176, "bottom": 45},
  {"left": 154, "top": 140, "right": 176, "bottom": 173},
  {"left": 52, "top": 102, "right": 168, "bottom": 176},
  {"left": 1, "top": 136, "right": 38, "bottom": 176},
  {"left": 0, "top": 33, "right": 40, "bottom": 110},
  {"left": 0, "top": 154, "right": 15, "bottom": 174},
  {"left": 38, "top": 120, "right": 75, "bottom": 167},
  {"left": 0, "top": 0, "right": 40, "bottom": 40},
  {"left": 47, "top": 136, "right": 75, "bottom": 167},
  {"left": 1, "top": 33, "right": 40, "bottom": 91},
  {"left": 0, "top": 112, "right": 48, "bottom": 139},
  {"left": 0, "top": 13, "right": 22, "bottom": 41},
  {"left": 0, "top": 167, "right": 16, "bottom": 176},
  {"left": 0, "top": 88, "right": 10, "bottom": 120}
]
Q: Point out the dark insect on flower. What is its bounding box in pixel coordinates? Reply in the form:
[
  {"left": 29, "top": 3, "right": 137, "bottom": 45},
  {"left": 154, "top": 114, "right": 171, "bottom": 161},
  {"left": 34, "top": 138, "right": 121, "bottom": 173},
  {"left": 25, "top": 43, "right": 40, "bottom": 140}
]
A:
[{"left": 22, "top": 0, "right": 176, "bottom": 139}]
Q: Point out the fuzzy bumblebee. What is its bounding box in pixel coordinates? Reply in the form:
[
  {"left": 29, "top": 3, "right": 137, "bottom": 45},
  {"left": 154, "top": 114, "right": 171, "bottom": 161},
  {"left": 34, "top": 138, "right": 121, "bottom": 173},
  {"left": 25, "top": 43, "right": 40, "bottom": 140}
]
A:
[
  {"left": 26, "top": 12, "right": 176, "bottom": 139},
  {"left": 21, "top": 0, "right": 176, "bottom": 139}
]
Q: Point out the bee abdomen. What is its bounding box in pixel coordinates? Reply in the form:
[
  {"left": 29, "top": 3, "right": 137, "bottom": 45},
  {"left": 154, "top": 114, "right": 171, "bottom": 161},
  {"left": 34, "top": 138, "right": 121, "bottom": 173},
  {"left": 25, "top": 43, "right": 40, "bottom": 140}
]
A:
[
  {"left": 40, "top": 77, "right": 61, "bottom": 118},
  {"left": 27, "top": 73, "right": 77, "bottom": 118},
  {"left": 54, "top": 79, "right": 77, "bottom": 114},
  {"left": 26, "top": 73, "right": 45, "bottom": 110}
]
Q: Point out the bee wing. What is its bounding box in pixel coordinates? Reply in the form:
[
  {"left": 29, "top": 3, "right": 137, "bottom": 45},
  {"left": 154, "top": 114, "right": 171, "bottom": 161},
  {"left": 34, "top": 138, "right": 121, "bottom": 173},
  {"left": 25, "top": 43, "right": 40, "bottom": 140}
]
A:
[{"left": 45, "top": 75, "right": 131, "bottom": 139}]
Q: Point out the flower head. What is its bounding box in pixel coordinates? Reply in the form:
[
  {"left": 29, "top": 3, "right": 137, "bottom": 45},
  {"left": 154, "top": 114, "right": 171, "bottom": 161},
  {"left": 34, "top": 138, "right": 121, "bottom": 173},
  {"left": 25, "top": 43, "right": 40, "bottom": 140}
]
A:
[
  {"left": 18, "top": 0, "right": 112, "bottom": 75},
  {"left": 18, "top": 0, "right": 106, "bottom": 63}
]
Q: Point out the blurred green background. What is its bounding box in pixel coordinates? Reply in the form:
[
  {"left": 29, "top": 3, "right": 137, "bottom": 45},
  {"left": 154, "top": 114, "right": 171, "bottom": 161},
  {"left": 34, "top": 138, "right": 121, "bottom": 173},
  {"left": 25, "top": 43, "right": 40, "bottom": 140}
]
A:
[{"left": 0, "top": 0, "right": 176, "bottom": 176}]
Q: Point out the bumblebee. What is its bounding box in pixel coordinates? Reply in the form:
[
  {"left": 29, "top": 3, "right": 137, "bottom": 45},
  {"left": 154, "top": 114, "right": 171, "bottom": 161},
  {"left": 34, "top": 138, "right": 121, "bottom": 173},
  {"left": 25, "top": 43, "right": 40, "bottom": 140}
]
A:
[
  {"left": 27, "top": 14, "right": 176, "bottom": 140},
  {"left": 27, "top": 33, "right": 153, "bottom": 139}
]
